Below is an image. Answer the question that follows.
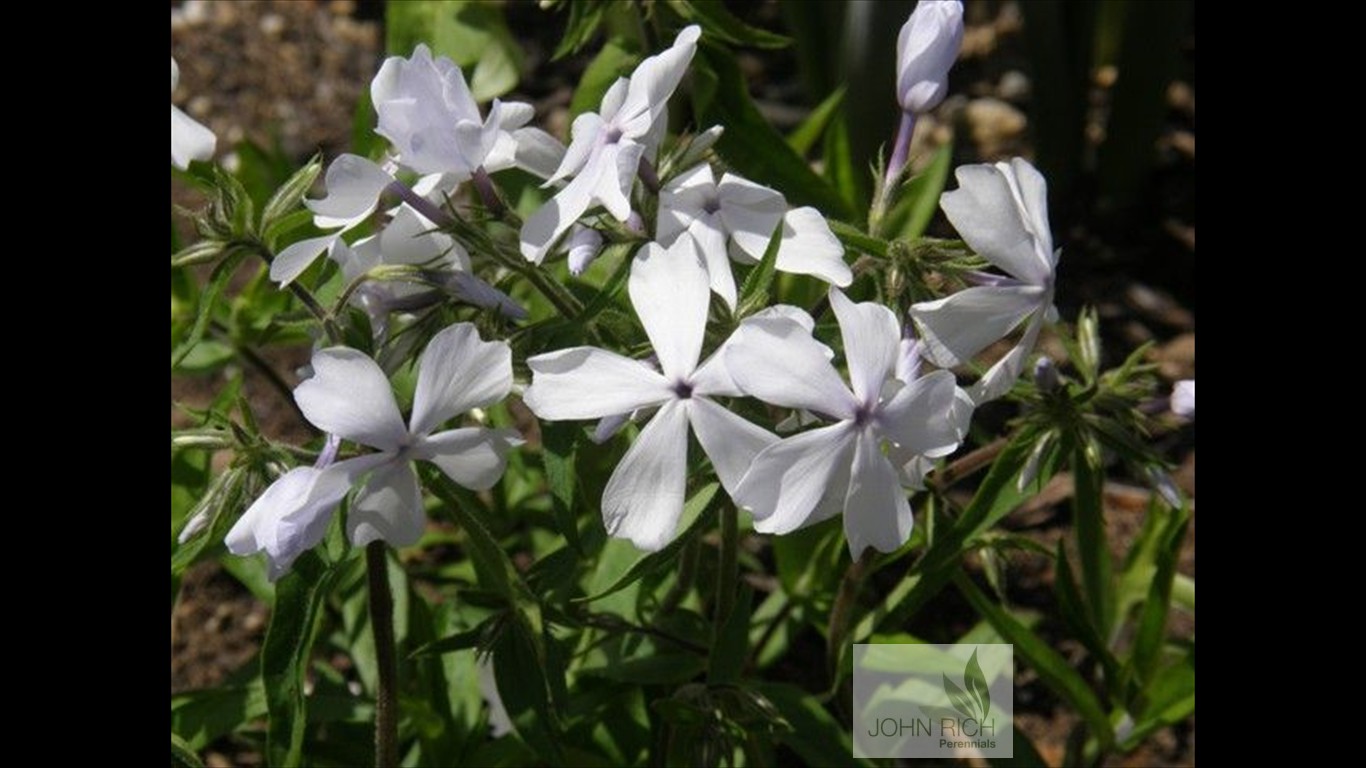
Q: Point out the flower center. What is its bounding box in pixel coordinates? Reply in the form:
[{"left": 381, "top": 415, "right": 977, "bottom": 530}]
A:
[
  {"left": 701, "top": 195, "right": 721, "bottom": 215},
  {"left": 672, "top": 380, "right": 694, "bottom": 399},
  {"left": 604, "top": 126, "right": 623, "bottom": 145},
  {"left": 852, "top": 403, "right": 875, "bottom": 428}
]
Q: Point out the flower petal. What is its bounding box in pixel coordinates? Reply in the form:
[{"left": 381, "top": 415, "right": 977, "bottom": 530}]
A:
[
  {"left": 524, "top": 347, "right": 671, "bottom": 420},
  {"left": 307, "top": 154, "right": 394, "bottom": 229},
  {"left": 657, "top": 163, "right": 716, "bottom": 245},
  {"left": 415, "top": 427, "right": 524, "bottom": 490},
  {"left": 271, "top": 233, "right": 339, "bottom": 286},
  {"left": 547, "top": 112, "right": 604, "bottom": 183},
  {"left": 520, "top": 155, "right": 599, "bottom": 263},
  {"left": 598, "top": 140, "right": 646, "bottom": 222},
  {"left": 690, "top": 215, "right": 738, "bottom": 311},
  {"left": 879, "top": 369, "right": 963, "bottom": 457},
  {"left": 718, "top": 173, "right": 787, "bottom": 262},
  {"left": 226, "top": 453, "right": 388, "bottom": 579},
  {"left": 723, "top": 314, "right": 856, "bottom": 418},
  {"left": 614, "top": 25, "right": 702, "bottom": 138},
  {"left": 295, "top": 348, "right": 407, "bottom": 451},
  {"left": 170, "top": 105, "right": 216, "bottom": 170},
  {"left": 691, "top": 305, "right": 822, "bottom": 398},
  {"left": 348, "top": 461, "right": 426, "bottom": 548},
  {"left": 774, "top": 207, "right": 852, "bottom": 286},
  {"left": 969, "top": 312, "right": 1046, "bottom": 404},
  {"left": 630, "top": 235, "right": 710, "bottom": 381},
  {"left": 602, "top": 400, "right": 691, "bottom": 551},
  {"left": 371, "top": 45, "right": 478, "bottom": 175},
  {"left": 829, "top": 288, "right": 901, "bottom": 407},
  {"left": 843, "top": 430, "right": 914, "bottom": 557},
  {"left": 908, "top": 283, "right": 1046, "bottom": 368},
  {"left": 410, "top": 323, "right": 514, "bottom": 435},
  {"left": 1002, "top": 158, "right": 1055, "bottom": 267},
  {"left": 940, "top": 163, "right": 1051, "bottom": 284},
  {"left": 686, "top": 396, "right": 777, "bottom": 496},
  {"left": 735, "top": 422, "right": 857, "bottom": 535},
  {"left": 511, "top": 127, "right": 567, "bottom": 180}
]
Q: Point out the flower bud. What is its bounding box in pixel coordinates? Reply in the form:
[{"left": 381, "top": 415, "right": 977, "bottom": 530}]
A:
[
  {"left": 896, "top": 1, "right": 964, "bottom": 115},
  {"left": 566, "top": 226, "right": 605, "bottom": 276}
]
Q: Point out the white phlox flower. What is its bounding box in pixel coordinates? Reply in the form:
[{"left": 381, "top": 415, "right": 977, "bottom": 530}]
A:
[
  {"left": 271, "top": 153, "right": 397, "bottom": 285},
  {"left": 226, "top": 323, "right": 522, "bottom": 577},
  {"left": 657, "top": 163, "right": 852, "bottom": 309},
  {"left": 520, "top": 26, "right": 702, "bottom": 264},
  {"left": 372, "top": 44, "right": 564, "bottom": 180},
  {"left": 522, "top": 231, "right": 776, "bottom": 551},
  {"left": 171, "top": 57, "right": 216, "bottom": 169},
  {"left": 909, "top": 158, "right": 1059, "bottom": 404},
  {"left": 725, "top": 289, "right": 967, "bottom": 557}
]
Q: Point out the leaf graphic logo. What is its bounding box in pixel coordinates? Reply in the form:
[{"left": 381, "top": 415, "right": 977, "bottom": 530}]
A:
[{"left": 942, "top": 649, "right": 991, "bottom": 722}]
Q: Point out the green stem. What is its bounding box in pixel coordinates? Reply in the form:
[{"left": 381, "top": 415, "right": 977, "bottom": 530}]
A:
[
  {"left": 715, "top": 504, "right": 739, "bottom": 629},
  {"left": 366, "top": 542, "right": 400, "bottom": 768}
]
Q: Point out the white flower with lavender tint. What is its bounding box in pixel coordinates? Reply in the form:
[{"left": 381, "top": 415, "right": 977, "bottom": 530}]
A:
[
  {"left": 657, "top": 164, "right": 851, "bottom": 309},
  {"left": 171, "top": 57, "right": 216, "bottom": 169},
  {"left": 522, "top": 232, "right": 776, "bottom": 551},
  {"left": 726, "top": 289, "right": 966, "bottom": 557},
  {"left": 270, "top": 154, "right": 396, "bottom": 285},
  {"left": 909, "top": 158, "right": 1059, "bottom": 403},
  {"left": 226, "top": 323, "right": 522, "bottom": 576},
  {"left": 520, "top": 26, "right": 701, "bottom": 264},
  {"left": 371, "top": 44, "right": 563, "bottom": 181}
]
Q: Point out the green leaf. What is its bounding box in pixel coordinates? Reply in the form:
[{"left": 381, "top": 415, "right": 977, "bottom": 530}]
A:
[
  {"left": 171, "top": 732, "right": 204, "bottom": 768},
  {"left": 583, "top": 652, "right": 707, "bottom": 686},
  {"left": 855, "top": 430, "right": 1047, "bottom": 639},
  {"left": 578, "top": 483, "right": 720, "bottom": 603},
  {"left": 1129, "top": 502, "right": 1190, "bottom": 685},
  {"left": 829, "top": 220, "right": 888, "bottom": 259},
  {"left": 492, "top": 612, "right": 565, "bottom": 762},
  {"left": 262, "top": 550, "right": 342, "bottom": 767},
  {"left": 1072, "top": 442, "right": 1115, "bottom": 639},
  {"left": 411, "top": 617, "right": 494, "bottom": 658},
  {"left": 954, "top": 573, "right": 1115, "bottom": 751},
  {"left": 752, "top": 682, "right": 855, "bottom": 767},
  {"left": 823, "top": 110, "right": 866, "bottom": 214},
  {"left": 708, "top": 582, "right": 753, "bottom": 685},
  {"left": 423, "top": 468, "right": 526, "bottom": 603},
  {"left": 171, "top": 249, "right": 245, "bottom": 369},
  {"left": 570, "top": 38, "right": 642, "bottom": 119},
  {"left": 1054, "top": 540, "right": 1122, "bottom": 692},
  {"left": 1121, "top": 648, "right": 1194, "bottom": 750},
  {"left": 553, "top": 0, "right": 609, "bottom": 59},
  {"left": 668, "top": 0, "right": 791, "bottom": 49},
  {"left": 786, "top": 87, "right": 845, "bottom": 158},
  {"left": 541, "top": 422, "right": 582, "bottom": 552},
  {"left": 170, "top": 682, "right": 268, "bottom": 752},
  {"left": 694, "top": 43, "right": 851, "bottom": 218},
  {"left": 882, "top": 141, "right": 953, "bottom": 240},
  {"left": 965, "top": 648, "right": 991, "bottom": 721},
  {"left": 737, "top": 219, "right": 783, "bottom": 316}
]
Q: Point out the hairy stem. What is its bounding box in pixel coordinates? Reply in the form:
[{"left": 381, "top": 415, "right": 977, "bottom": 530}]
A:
[{"left": 366, "top": 542, "right": 399, "bottom": 768}]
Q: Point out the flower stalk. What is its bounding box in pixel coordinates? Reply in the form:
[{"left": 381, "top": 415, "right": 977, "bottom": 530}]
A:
[{"left": 367, "top": 541, "right": 400, "bottom": 768}]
